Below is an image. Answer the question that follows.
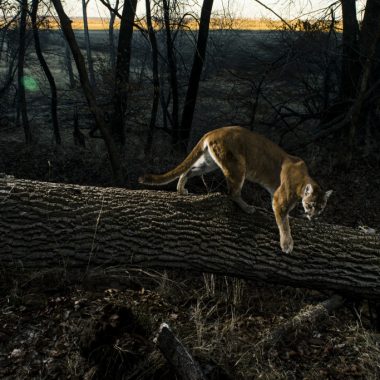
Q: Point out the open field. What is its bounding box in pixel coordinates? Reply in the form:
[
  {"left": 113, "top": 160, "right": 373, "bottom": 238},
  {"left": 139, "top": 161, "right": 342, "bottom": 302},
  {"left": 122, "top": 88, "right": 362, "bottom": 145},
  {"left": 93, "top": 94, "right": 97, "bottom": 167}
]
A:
[
  {"left": 42, "top": 16, "right": 343, "bottom": 31},
  {"left": 48, "top": 17, "right": 285, "bottom": 30}
]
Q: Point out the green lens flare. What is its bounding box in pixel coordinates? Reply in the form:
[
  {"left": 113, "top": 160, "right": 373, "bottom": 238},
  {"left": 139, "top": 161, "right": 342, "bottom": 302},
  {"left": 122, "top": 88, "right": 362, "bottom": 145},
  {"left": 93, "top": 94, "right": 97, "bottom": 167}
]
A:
[{"left": 22, "top": 76, "right": 39, "bottom": 91}]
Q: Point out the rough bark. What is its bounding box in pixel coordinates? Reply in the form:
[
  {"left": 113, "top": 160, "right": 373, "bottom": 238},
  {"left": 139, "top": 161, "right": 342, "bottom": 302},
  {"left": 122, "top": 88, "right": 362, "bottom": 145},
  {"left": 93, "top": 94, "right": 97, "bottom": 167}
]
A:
[
  {"left": 155, "top": 323, "right": 206, "bottom": 380},
  {"left": 1, "top": 176, "right": 380, "bottom": 301}
]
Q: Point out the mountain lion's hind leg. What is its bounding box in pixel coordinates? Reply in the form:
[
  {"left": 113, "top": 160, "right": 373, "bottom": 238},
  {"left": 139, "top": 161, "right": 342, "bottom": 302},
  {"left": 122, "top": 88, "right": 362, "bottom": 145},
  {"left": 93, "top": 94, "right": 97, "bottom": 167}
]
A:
[{"left": 177, "top": 150, "right": 218, "bottom": 196}]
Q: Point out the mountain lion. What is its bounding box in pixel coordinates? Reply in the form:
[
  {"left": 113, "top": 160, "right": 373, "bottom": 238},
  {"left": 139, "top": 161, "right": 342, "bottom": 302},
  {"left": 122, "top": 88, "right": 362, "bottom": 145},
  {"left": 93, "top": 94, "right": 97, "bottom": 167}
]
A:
[{"left": 139, "top": 126, "right": 332, "bottom": 253}]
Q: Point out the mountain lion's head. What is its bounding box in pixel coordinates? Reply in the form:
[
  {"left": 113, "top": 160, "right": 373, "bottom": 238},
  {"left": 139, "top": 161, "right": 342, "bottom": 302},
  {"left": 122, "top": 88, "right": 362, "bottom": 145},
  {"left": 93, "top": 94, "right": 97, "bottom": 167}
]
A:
[{"left": 302, "top": 184, "right": 332, "bottom": 220}]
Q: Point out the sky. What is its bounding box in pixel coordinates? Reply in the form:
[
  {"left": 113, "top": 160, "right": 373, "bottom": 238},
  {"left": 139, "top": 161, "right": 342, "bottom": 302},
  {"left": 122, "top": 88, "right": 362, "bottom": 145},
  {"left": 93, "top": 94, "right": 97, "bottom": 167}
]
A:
[{"left": 64, "top": 0, "right": 348, "bottom": 20}]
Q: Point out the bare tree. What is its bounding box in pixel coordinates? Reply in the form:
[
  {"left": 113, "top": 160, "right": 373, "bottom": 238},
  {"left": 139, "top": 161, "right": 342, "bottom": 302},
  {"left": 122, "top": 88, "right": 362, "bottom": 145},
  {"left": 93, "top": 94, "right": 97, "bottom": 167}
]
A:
[
  {"left": 31, "top": 0, "right": 61, "bottom": 145},
  {"left": 345, "top": 0, "right": 380, "bottom": 154},
  {"left": 52, "top": 0, "right": 123, "bottom": 183},
  {"left": 180, "top": 0, "right": 214, "bottom": 146},
  {"left": 0, "top": 27, "right": 6, "bottom": 62},
  {"left": 340, "top": 0, "right": 360, "bottom": 100},
  {"left": 17, "top": 0, "right": 31, "bottom": 144},
  {"left": 82, "top": 0, "right": 96, "bottom": 89},
  {"left": 144, "top": 0, "right": 160, "bottom": 154},
  {"left": 0, "top": 4, "right": 20, "bottom": 98},
  {"left": 162, "top": 0, "right": 180, "bottom": 142},
  {"left": 111, "top": 0, "right": 138, "bottom": 145},
  {"left": 62, "top": 35, "right": 75, "bottom": 88},
  {"left": 104, "top": 0, "right": 120, "bottom": 71}
]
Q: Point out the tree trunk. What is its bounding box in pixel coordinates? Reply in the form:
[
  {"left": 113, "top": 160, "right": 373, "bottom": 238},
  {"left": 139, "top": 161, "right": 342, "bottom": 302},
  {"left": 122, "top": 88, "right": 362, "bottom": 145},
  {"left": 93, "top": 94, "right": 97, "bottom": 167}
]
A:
[
  {"left": 145, "top": 0, "right": 160, "bottom": 155},
  {"left": 180, "top": 0, "right": 214, "bottom": 146},
  {"left": 52, "top": 0, "right": 123, "bottom": 184},
  {"left": 82, "top": 0, "right": 96, "bottom": 89},
  {"left": 344, "top": 0, "right": 380, "bottom": 159},
  {"left": 162, "top": 0, "right": 179, "bottom": 142},
  {"left": 31, "top": 0, "right": 61, "bottom": 145},
  {"left": 355, "top": 0, "right": 380, "bottom": 141},
  {"left": 340, "top": 0, "right": 360, "bottom": 100},
  {"left": 0, "top": 28, "right": 6, "bottom": 62},
  {"left": 1, "top": 176, "right": 380, "bottom": 301},
  {"left": 112, "top": 0, "right": 137, "bottom": 146},
  {"left": 62, "top": 35, "right": 75, "bottom": 89},
  {"left": 359, "top": 0, "right": 380, "bottom": 72},
  {"left": 107, "top": 0, "right": 119, "bottom": 72},
  {"left": 17, "top": 0, "right": 32, "bottom": 144}
]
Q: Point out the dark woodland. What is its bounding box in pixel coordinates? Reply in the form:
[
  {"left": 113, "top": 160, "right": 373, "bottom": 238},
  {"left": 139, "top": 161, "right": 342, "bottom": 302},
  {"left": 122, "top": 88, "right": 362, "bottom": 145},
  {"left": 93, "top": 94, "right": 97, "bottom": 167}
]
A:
[{"left": 0, "top": 0, "right": 380, "bottom": 378}]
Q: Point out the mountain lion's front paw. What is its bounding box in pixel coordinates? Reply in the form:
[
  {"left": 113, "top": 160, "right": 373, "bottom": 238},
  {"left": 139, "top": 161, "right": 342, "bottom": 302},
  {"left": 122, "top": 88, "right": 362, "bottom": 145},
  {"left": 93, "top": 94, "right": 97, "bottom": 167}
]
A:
[{"left": 280, "top": 235, "right": 294, "bottom": 254}]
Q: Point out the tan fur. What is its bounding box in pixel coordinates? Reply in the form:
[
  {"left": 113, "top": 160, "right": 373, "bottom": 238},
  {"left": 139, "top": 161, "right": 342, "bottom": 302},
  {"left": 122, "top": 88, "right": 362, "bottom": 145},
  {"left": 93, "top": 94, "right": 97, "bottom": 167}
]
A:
[{"left": 139, "top": 126, "right": 332, "bottom": 253}]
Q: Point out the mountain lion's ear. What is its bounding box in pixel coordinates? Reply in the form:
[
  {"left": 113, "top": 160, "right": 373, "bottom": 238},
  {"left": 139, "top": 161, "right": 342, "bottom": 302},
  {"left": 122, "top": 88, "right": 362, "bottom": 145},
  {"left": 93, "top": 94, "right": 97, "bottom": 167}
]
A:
[
  {"left": 304, "top": 184, "right": 313, "bottom": 196},
  {"left": 325, "top": 190, "right": 333, "bottom": 199}
]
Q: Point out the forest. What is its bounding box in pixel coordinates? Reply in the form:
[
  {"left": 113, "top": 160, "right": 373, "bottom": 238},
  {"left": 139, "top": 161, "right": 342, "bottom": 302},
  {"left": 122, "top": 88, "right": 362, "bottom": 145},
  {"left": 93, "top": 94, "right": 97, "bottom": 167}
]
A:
[{"left": 0, "top": 0, "right": 380, "bottom": 378}]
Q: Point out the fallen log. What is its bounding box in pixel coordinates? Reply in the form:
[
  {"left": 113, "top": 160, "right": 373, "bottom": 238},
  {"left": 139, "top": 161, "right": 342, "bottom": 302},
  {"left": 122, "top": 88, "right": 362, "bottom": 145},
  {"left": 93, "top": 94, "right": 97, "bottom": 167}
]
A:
[{"left": 1, "top": 176, "right": 380, "bottom": 300}]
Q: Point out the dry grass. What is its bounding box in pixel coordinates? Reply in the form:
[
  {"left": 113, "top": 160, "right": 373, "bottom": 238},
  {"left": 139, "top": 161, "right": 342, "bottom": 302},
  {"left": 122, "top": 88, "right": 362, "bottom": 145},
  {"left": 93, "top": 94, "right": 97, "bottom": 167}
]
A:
[{"left": 1, "top": 263, "right": 380, "bottom": 379}]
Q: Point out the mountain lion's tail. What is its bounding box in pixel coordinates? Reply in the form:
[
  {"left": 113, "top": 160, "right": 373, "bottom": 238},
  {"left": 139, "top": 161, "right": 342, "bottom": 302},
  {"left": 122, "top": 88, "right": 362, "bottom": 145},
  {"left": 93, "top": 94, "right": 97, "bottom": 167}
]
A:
[{"left": 139, "top": 138, "right": 206, "bottom": 185}]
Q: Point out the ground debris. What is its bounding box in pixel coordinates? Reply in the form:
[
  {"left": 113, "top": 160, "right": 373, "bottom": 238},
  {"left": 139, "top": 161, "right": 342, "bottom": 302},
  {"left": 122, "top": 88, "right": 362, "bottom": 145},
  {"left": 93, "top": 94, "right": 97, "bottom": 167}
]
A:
[{"left": 0, "top": 272, "right": 379, "bottom": 380}]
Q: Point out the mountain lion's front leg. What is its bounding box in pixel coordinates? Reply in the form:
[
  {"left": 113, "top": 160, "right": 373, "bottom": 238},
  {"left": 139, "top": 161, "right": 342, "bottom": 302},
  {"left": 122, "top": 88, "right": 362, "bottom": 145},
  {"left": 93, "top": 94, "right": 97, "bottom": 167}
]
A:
[{"left": 272, "top": 190, "right": 294, "bottom": 253}]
